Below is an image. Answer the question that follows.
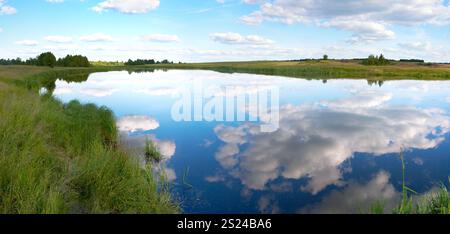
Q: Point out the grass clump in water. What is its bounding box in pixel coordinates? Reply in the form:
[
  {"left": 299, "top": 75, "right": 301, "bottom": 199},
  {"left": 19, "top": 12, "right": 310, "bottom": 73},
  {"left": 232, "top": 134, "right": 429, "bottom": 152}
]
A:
[
  {"left": 370, "top": 152, "right": 449, "bottom": 214},
  {"left": 0, "top": 84, "right": 178, "bottom": 214},
  {"left": 144, "top": 139, "right": 163, "bottom": 163}
]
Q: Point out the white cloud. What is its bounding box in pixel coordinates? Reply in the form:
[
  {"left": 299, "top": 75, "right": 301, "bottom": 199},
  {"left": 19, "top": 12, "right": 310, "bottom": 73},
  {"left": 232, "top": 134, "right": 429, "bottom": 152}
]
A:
[
  {"left": 79, "top": 33, "right": 114, "bottom": 42},
  {"left": 412, "top": 157, "right": 424, "bottom": 165},
  {"left": 44, "top": 35, "right": 73, "bottom": 43},
  {"left": 162, "top": 168, "right": 177, "bottom": 182},
  {"left": 322, "top": 19, "right": 396, "bottom": 43},
  {"left": 300, "top": 171, "right": 400, "bottom": 214},
  {"left": 15, "top": 40, "right": 39, "bottom": 46},
  {"left": 117, "top": 115, "right": 160, "bottom": 133},
  {"left": 205, "top": 173, "right": 226, "bottom": 183},
  {"left": 53, "top": 87, "right": 73, "bottom": 95},
  {"left": 241, "top": 0, "right": 450, "bottom": 42},
  {"left": 79, "top": 88, "right": 118, "bottom": 97},
  {"left": 0, "top": 0, "right": 17, "bottom": 15},
  {"left": 398, "top": 41, "right": 433, "bottom": 51},
  {"left": 134, "top": 87, "right": 181, "bottom": 96},
  {"left": 92, "top": 0, "right": 160, "bottom": 14},
  {"left": 210, "top": 32, "right": 274, "bottom": 45},
  {"left": 258, "top": 195, "right": 280, "bottom": 214},
  {"left": 155, "top": 139, "right": 176, "bottom": 159},
  {"left": 121, "top": 133, "right": 176, "bottom": 161},
  {"left": 213, "top": 91, "right": 450, "bottom": 193},
  {"left": 140, "top": 34, "right": 181, "bottom": 43}
]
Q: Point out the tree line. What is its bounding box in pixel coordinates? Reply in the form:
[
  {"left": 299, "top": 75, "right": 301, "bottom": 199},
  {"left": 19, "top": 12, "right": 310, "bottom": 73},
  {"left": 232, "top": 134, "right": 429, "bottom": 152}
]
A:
[
  {"left": 125, "top": 59, "right": 174, "bottom": 66},
  {"left": 0, "top": 52, "right": 90, "bottom": 67}
]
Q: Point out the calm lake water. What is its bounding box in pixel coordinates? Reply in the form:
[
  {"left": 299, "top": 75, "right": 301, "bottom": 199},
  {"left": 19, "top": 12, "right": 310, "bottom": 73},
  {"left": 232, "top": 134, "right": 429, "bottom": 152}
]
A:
[{"left": 52, "top": 70, "right": 450, "bottom": 214}]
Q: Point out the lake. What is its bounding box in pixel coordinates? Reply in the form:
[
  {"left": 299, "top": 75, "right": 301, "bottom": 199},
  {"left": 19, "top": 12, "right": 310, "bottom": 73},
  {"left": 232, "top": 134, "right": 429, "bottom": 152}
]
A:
[{"left": 52, "top": 69, "right": 450, "bottom": 214}]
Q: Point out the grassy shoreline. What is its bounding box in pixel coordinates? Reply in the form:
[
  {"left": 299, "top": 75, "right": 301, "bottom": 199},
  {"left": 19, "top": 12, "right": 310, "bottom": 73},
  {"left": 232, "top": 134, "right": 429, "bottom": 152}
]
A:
[{"left": 0, "top": 66, "right": 178, "bottom": 214}]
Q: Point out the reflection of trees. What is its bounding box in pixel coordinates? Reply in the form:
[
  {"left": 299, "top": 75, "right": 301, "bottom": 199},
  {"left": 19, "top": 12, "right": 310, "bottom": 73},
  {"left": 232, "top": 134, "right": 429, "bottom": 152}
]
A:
[
  {"left": 37, "top": 71, "right": 90, "bottom": 95},
  {"left": 126, "top": 68, "right": 156, "bottom": 75},
  {"left": 38, "top": 68, "right": 161, "bottom": 95},
  {"left": 367, "top": 80, "right": 384, "bottom": 87}
]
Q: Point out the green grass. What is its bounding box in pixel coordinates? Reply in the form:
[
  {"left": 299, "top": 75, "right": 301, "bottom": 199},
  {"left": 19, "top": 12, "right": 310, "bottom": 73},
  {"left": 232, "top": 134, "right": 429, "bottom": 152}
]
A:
[
  {"left": 0, "top": 67, "right": 178, "bottom": 214},
  {"left": 370, "top": 152, "right": 449, "bottom": 214},
  {"left": 144, "top": 139, "right": 163, "bottom": 163}
]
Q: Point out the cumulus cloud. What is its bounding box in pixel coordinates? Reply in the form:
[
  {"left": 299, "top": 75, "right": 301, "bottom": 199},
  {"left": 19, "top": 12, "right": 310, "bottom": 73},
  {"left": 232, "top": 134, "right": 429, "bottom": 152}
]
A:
[
  {"left": 322, "top": 19, "right": 396, "bottom": 43},
  {"left": 92, "top": 0, "right": 160, "bottom": 14},
  {"left": 80, "top": 33, "right": 114, "bottom": 42},
  {"left": 398, "top": 41, "right": 433, "bottom": 52},
  {"left": 44, "top": 35, "right": 73, "bottom": 43},
  {"left": 155, "top": 139, "right": 176, "bottom": 159},
  {"left": 79, "top": 88, "right": 118, "bottom": 97},
  {"left": 0, "top": 0, "right": 17, "bottom": 15},
  {"left": 134, "top": 87, "right": 181, "bottom": 96},
  {"left": 241, "top": 0, "right": 450, "bottom": 42},
  {"left": 258, "top": 195, "right": 281, "bottom": 214},
  {"left": 15, "top": 40, "right": 39, "bottom": 46},
  {"left": 210, "top": 32, "right": 274, "bottom": 45},
  {"left": 300, "top": 171, "right": 400, "bottom": 214},
  {"left": 205, "top": 173, "right": 226, "bottom": 183},
  {"left": 117, "top": 115, "right": 160, "bottom": 133},
  {"left": 140, "top": 34, "right": 181, "bottom": 43},
  {"left": 213, "top": 91, "right": 450, "bottom": 193}
]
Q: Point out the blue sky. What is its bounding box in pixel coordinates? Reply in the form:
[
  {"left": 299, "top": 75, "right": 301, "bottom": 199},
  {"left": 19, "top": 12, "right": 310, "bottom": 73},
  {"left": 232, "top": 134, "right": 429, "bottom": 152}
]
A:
[{"left": 1, "top": 0, "right": 450, "bottom": 62}]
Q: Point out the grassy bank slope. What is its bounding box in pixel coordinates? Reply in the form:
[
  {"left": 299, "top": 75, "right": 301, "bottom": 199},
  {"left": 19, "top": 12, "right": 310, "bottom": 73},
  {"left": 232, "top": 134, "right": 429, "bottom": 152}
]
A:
[
  {"left": 0, "top": 66, "right": 178, "bottom": 214},
  {"left": 144, "top": 60, "right": 450, "bottom": 80}
]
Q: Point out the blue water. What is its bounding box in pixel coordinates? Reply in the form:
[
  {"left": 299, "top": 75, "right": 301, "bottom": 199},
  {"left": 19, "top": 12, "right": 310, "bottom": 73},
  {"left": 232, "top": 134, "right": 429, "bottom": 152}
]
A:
[{"left": 53, "top": 70, "right": 450, "bottom": 214}]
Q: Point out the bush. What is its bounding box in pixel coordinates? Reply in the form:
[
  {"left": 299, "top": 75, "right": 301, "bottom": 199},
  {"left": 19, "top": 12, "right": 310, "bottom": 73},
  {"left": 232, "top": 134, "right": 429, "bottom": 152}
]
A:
[
  {"left": 362, "top": 54, "right": 390, "bottom": 66},
  {"left": 125, "top": 59, "right": 173, "bottom": 66}
]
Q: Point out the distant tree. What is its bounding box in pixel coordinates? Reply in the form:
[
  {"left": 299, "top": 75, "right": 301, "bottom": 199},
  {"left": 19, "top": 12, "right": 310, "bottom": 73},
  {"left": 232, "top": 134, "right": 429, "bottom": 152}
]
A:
[
  {"left": 323, "top": 54, "right": 328, "bottom": 60},
  {"left": 362, "top": 54, "right": 389, "bottom": 66},
  {"left": 57, "top": 55, "right": 90, "bottom": 67},
  {"left": 37, "top": 52, "right": 56, "bottom": 67},
  {"left": 125, "top": 58, "right": 171, "bottom": 66},
  {"left": 378, "top": 54, "right": 388, "bottom": 65},
  {"left": 0, "top": 57, "right": 37, "bottom": 65}
]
